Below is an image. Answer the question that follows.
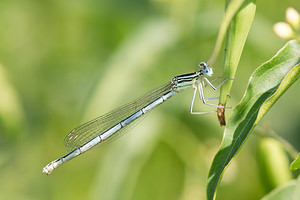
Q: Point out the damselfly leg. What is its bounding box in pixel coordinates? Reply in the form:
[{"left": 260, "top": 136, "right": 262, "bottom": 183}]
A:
[{"left": 189, "top": 77, "right": 229, "bottom": 115}]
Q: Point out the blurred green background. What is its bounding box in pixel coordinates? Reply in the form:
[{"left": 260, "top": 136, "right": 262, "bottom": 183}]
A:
[{"left": 0, "top": 0, "right": 300, "bottom": 200}]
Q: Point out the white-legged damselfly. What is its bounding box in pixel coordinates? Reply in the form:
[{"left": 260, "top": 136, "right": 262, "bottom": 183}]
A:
[{"left": 43, "top": 62, "right": 226, "bottom": 175}]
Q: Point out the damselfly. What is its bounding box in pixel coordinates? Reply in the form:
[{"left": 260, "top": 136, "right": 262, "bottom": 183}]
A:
[{"left": 43, "top": 62, "right": 226, "bottom": 175}]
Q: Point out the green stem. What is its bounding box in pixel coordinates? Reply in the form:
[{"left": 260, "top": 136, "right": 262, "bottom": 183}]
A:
[{"left": 218, "top": 0, "right": 256, "bottom": 125}]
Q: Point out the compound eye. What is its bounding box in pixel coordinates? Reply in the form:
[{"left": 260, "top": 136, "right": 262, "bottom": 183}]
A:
[
  {"left": 204, "top": 67, "right": 213, "bottom": 76},
  {"left": 199, "top": 62, "right": 207, "bottom": 68}
]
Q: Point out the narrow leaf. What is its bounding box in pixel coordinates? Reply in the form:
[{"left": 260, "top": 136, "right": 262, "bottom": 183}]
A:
[
  {"left": 291, "top": 154, "right": 300, "bottom": 171},
  {"left": 261, "top": 176, "right": 300, "bottom": 200},
  {"left": 207, "top": 40, "right": 300, "bottom": 200},
  {"left": 261, "top": 180, "right": 297, "bottom": 200},
  {"left": 218, "top": 0, "right": 256, "bottom": 125},
  {"left": 207, "top": 0, "right": 246, "bottom": 66}
]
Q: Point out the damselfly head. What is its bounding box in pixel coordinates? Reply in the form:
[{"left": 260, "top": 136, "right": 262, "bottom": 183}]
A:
[{"left": 199, "top": 62, "right": 213, "bottom": 76}]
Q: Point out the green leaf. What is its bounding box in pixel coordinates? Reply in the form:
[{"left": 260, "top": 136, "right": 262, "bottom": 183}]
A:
[
  {"left": 219, "top": 0, "right": 256, "bottom": 103},
  {"left": 207, "top": 40, "right": 300, "bottom": 200},
  {"left": 257, "top": 137, "right": 292, "bottom": 190},
  {"left": 291, "top": 154, "right": 300, "bottom": 171},
  {"left": 218, "top": 0, "right": 256, "bottom": 125},
  {"left": 207, "top": 0, "right": 247, "bottom": 66},
  {"left": 261, "top": 176, "right": 300, "bottom": 200}
]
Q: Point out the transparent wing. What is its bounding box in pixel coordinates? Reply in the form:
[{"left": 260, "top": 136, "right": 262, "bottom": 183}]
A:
[{"left": 64, "top": 82, "right": 173, "bottom": 152}]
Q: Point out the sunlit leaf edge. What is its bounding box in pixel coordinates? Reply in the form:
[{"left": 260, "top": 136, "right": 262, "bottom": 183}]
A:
[{"left": 291, "top": 153, "right": 300, "bottom": 171}]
